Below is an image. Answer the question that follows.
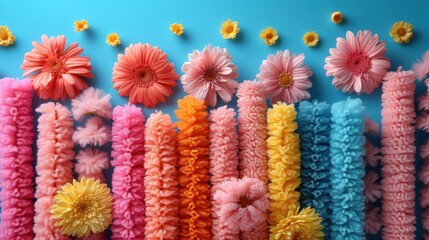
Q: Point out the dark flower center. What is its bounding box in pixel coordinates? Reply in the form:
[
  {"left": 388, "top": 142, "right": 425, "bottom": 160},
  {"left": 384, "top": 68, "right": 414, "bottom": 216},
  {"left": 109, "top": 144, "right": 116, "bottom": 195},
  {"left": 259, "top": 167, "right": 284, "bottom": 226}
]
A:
[
  {"left": 306, "top": 35, "right": 315, "bottom": 42},
  {"left": 266, "top": 33, "right": 273, "bottom": 39},
  {"left": 48, "top": 58, "right": 67, "bottom": 78},
  {"left": 204, "top": 68, "right": 218, "bottom": 81},
  {"left": 397, "top": 28, "right": 406, "bottom": 36},
  {"left": 226, "top": 26, "right": 234, "bottom": 34},
  {"left": 278, "top": 73, "right": 293, "bottom": 88},
  {"left": 239, "top": 196, "right": 253, "bottom": 208},
  {"left": 135, "top": 67, "right": 156, "bottom": 87},
  {"left": 347, "top": 53, "right": 371, "bottom": 75}
]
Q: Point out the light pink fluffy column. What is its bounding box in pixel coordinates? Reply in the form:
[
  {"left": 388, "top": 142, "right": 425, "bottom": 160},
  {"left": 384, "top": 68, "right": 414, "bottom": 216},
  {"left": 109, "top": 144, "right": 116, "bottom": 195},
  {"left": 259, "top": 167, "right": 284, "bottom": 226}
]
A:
[
  {"left": 209, "top": 106, "right": 240, "bottom": 240},
  {"left": 380, "top": 68, "right": 416, "bottom": 239},
  {"left": 237, "top": 80, "right": 269, "bottom": 240}
]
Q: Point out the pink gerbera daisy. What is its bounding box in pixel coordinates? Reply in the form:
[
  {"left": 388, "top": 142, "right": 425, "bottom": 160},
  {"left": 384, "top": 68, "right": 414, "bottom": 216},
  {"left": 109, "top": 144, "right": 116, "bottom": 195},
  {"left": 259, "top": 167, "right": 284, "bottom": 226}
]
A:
[
  {"left": 112, "top": 43, "right": 179, "bottom": 108},
  {"left": 181, "top": 45, "right": 239, "bottom": 107},
  {"left": 325, "top": 30, "right": 391, "bottom": 94},
  {"left": 256, "top": 50, "right": 313, "bottom": 104},
  {"left": 21, "top": 35, "right": 93, "bottom": 100}
]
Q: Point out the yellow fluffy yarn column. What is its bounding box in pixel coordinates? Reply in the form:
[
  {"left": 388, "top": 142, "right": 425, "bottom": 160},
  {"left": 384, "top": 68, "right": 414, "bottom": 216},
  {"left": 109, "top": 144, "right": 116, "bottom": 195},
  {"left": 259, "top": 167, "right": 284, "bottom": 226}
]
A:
[{"left": 267, "top": 102, "right": 301, "bottom": 227}]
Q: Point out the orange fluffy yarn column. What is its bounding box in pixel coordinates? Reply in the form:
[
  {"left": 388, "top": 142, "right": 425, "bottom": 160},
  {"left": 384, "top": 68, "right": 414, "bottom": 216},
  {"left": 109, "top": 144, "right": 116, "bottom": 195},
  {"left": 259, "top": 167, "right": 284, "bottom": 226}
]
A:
[{"left": 175, "top": 95, "right": 211, "bottom": 239}]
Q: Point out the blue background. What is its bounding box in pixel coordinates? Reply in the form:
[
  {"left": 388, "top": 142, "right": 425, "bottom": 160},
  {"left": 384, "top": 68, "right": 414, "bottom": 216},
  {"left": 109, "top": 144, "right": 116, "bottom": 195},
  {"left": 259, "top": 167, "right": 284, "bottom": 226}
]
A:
[{"left": 1, "top": 0, "right": 429, "bottom": 239}]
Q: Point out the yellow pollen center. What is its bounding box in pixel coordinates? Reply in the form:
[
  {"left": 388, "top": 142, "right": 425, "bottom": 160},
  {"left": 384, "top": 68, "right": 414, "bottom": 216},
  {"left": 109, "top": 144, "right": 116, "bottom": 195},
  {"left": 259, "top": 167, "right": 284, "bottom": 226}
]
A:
[
  {"left": 306, "top": 35, "right": 315, "bottom": 42},
  {"left": 279, "top": 73, "right": 293, "bottom": 87},
  {"left": 226, "top": 25, "right": 234, "bottom": 33},
  {"left": 204, "top": 68, "right": 218, "bottom": 81},
  {"left": 109, "top": 35, "right": 117, "bottom": 42},
  {"left": 0, "top": 31, "right": 8, "bottom": 40},
  {"left": 239, "top": 197, "right": 252, "bottom": 208},
  {"left": 397, "top": 28, "right": 406, "bottom": 36},
  {"left": 266, "top": 33, "right": 273, "bottom": 39}
]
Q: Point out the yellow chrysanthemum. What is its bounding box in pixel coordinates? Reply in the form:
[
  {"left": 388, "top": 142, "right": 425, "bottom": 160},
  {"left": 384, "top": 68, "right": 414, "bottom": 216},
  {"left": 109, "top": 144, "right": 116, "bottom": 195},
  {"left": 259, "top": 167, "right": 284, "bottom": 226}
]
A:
[
  {"left": 220, "top": 19, "right": 240, "bottom": 39},
  {"left": 303, "top": 32, "right": 319, "bottom": 47},
  {"left": 390, "top": 21, "right": 413, "bottom": 44},
  {"left": 74, "top": 19, "right": 89, "bottom": 32},
  {"left": 106, "top": 33, "right": 121, "bottom": 46},
  {"left": 0, "top": 26, "right": 15, "bottom": 47},
  {"left": 260, "top": 27, "right": 279, "bottom": 46},
  {"left": 331, "top": 11, "right": 343, "bottom": 24},
  {"left": 51, "top": 178, "right": 113, "bottom": 238},
  {"left": 267, "top": 102, "right": 301, "bottom": 226},
  {"left": 170, "top": 23, "right": 184, "bottom": 36},
  {"left": 270, "top": 207, "right": 324, "bottom": 240}
]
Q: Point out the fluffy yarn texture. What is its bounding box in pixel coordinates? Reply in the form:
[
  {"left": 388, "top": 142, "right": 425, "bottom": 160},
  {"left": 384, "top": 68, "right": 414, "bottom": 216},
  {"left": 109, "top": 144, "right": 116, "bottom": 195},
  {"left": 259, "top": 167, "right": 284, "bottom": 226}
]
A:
[
  {"left": 365, "top": 203, "right": 382, "bottom": 235},
  {"left": 381, "top": 68, "right": 416, "bottom": 240},
  {"left": 209, "top": 106, "right": 240, "bottom": 240},
  {"left": 237, "top": 80, "right": 269, "bottom": 240},
  {"left": 0, "top": 78, "right": 35, "bottom": 240},
  {"left": 75, "top": 149, "right": 109, "bottom": 183},
  {"left": 144, "top": 112, "right": 179, "bottom": 239},
  {"left": 111, "top": 105, "right": 146, "bottom": 239},
  {"left": 329, "top": 98, "right": 365, "bottom": 239},
  {"left": 175, "top": 95, "right": 212, "bottom": 239},
  {"left": 267, "top": 103, "right": 301, "bottom": 227},
  {"left": 34, "top": 102, "right": 74, "bottom": 240},
  {"left": 214, "top": 177, "right": 269, "bottom": 232},
  {"left": 71, "top": 87, "right": 112, "bottom": 120},
  {"left": 72, "top": 116, "right": 111, "bottom": 147},
  {"left": 297, "top": 100, "right": 331, "bottom": 236},
  {"left": 413, "top": 50, "right": 429, "bottom": 80}
]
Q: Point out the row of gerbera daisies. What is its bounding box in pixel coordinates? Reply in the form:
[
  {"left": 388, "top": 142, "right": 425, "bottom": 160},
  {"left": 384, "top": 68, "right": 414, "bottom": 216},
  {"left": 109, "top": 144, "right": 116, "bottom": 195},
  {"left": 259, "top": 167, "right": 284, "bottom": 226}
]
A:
[{"left": 21, "top": 30, "right": 393, "bottom": 107}]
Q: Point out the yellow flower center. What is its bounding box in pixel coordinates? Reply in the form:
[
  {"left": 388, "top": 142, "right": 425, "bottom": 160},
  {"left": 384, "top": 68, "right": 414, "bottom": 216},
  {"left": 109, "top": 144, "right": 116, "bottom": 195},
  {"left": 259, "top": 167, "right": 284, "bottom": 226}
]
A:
[
  {"left": 279, "top": 73, "right": 293, "bottom": 88},
  {"left": 204, "top": 68, "right": 218, "bottom": 81},
  {"left": 397, "top": 28, "right": 406, "bottom": 36},
  {"left": 239, "top": 196, "right": 253, "bottom": 208},
  {"left": 266, "top": 33, "right": 273, "bottom": 39},
  {"left": 135, "top": 67, "right": 156, "bottom": 87},
  {"left": 173, "top": 26, "right": 180, "bottom": 32},
  {"left": 333, "top": 14, "right": 342, "bottom": 22},
  {"left": 226, "top": 25, "right": 234, "bottom": 34},
  {"left": 109, "top": 35, "right": 118, "bottom": 42},
  {"left": 306, "top": 35, "right": 315, "bottom": 43},
  {"left": 0, "top": 30, "right": 8, "bottom": 40},
  {"left": 72, "top": 196, "right": 93, "bottom": 218}
]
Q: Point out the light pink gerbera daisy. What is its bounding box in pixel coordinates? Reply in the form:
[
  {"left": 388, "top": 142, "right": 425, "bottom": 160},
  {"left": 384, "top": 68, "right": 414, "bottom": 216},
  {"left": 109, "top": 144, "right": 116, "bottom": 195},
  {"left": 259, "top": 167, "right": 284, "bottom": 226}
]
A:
[
  {"left": 325, "top": 30, "right": 391, "bottom": 94},
  {"left": 181, "top": 45, "right": 239, "bottom": 107},
  {"left": 112, "top": 43, "right": 179, "bottom": 108},
  {"left": 256, "top": 50, "right": 313, "bottom": 104},
  {"left": 21, "top": 35, "right": 93, "bottom": 100}
]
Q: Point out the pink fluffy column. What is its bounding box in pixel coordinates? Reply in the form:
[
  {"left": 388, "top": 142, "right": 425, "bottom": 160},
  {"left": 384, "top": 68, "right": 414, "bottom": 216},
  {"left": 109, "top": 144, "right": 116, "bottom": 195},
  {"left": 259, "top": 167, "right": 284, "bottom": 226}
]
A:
[
  {"left": 111, "top": 104, "right": 145, "bottom": 239},
  {"left": 144, "top": 111, "right": 179, "bottom": 239},
  {"left": 209, "top": 106, "right": 240, "bottom": 240},
  {"left": 381, "top": 68, "right": 416, "bottom": 239},
  {"left": 237, "top": 80, "right": 269, "bottom": 240},
  {"left": 34, "top": 102, "right": 74, "bottom": 240},
  {"left": 0, "top": 78, "right": 35, "bottom": 239}
]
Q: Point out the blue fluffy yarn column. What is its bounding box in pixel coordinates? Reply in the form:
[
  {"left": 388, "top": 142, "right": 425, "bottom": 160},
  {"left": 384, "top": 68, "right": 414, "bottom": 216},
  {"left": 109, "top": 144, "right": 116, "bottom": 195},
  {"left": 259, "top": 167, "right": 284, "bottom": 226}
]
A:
[
  {"left": 297, "top": 100, "right": 331, "bottom": 237},
  {"left": 329, "top": 98, "right": 365, "bottom": 239}
]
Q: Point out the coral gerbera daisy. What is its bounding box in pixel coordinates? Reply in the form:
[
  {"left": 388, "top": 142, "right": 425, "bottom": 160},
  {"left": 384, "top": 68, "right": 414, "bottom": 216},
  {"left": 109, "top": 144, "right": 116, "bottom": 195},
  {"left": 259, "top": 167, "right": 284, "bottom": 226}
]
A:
[
  {"left": 106, "top": 33, "right": 121, "bottom": 46},
  {"left": 220, "top": 19, "right": 240, "bottom": 39},
  {"left": 303, "top": 31, "right": 319, "bottom": 47},
  {"left": 0, "top": 26, "right": 15, "bottom": 47},
  {"left": 74, "top": 19, "right": 89, "bottom": 32},
  {"left": 260, "top": 27, "right": 279, "bottom": 46},
  {"left": 170, "top": 23, "right": 184, "bottom": 36},
  {"left": 269, "top": 207, "right": 324, "bottom": 240},
  {"left": 256, "top": 50, "right": 313, "bottom": 104},
  {"left": 21, "top": 35, "right": 92, "bottom": 100},
  {"left": 181, "top": 45, "right": 239, "bottom": 107},
  {"left": 112, "top": 43, "right": 179, "bottom": 107},
  {"left": 324, "top": 30, "right": 390, "bottom": 94},
  {"left": 390, "top": 21, "right": 413, "bottom": 44},
  {"left": 51, "top": 178, "right": 113, "bottom": 238},
  {"left": 331, "top": 12, "right": 343, "bottom": 24}
]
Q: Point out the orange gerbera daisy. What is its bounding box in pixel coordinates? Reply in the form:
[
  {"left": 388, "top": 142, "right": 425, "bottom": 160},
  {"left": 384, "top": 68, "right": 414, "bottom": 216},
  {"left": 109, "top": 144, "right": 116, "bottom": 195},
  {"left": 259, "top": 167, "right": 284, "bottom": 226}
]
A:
[
  {"left": 21, "top": 35, "right": 92, "bottom": 100},
  {"left": 112, "top": 43, "right": 179, "bottom": 107}
]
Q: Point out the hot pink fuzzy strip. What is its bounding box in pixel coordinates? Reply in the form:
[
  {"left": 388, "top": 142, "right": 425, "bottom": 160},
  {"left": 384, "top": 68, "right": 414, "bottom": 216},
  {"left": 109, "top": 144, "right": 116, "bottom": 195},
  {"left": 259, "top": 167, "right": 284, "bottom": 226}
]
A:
[
  {"left": 34, "top": 102, "right": 74, "bottom": 240},
  {"left": 143, "top": 111, "right": 179, "bottom": 239},
  {"left": 209, "top": 106, "right": 240, "bottom": 240},
  {"left": 237, "top": 80, "right": 269, "bottom": 240},
  {"left": 0, "top": 78, "right": 35, "bottom": 240},
  {"left": 111, "top": 104, "right": 145, "bottom": 239},
  {"left": 381, "top": 68, "right": 416, "bottom": 239}
]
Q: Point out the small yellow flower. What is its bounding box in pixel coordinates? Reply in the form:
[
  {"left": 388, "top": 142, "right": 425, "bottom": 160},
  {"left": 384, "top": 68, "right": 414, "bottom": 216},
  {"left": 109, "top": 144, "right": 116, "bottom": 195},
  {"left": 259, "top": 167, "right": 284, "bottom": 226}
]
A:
[
  {"left": 170, "top": 23, "right": 184, "bottom": 36},
  {"left": 303, "top": 31, "right": 319, "bottom": 47},
  {"left": 74, "top": 19, "right": 89, "bottom": 32},
  {"left": 331, "top": 11, "right": 343, "bottom": 24},
  {"left": 106, "top": 33, "right": 121, "bottom": 47},
  {"left": 0, "top": 26, "right": 15, "bottom": 47},
  {"left": 220, "top": 19, "right": 240, "bottom": 39},
  {"left": 260, "top": 27, "right": 279, "bottom": 46},
  {"left": 390, "top": 21, "right": 413, "bottom": 44}
]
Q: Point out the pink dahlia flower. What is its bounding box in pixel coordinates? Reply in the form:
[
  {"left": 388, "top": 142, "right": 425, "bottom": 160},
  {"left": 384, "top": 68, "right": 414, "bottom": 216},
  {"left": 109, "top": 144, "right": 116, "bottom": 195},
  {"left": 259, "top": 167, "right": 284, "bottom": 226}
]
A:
[
  {"left": 181, "top": 45, "right": 239, "bottom": 107},
  {"left": 325, "top": 30, "right": 390, "bottom": 94},
  {"left": 112, "top": 43, "right": 179, "bottom": 108},
  {"left": 413, "top": 50, "right": 429, "bottom": 80},
  {"left": 21, "top": 35, "right": 93, "bottom": 100},
  {"left": 257, "top": 50, "right": 312, "bottom": 104},
  {"left": 214, "top": 177, "right": 269, "bottom": 232}
]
